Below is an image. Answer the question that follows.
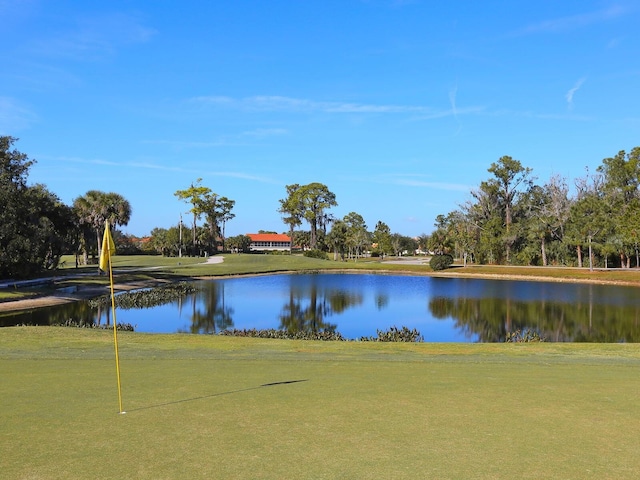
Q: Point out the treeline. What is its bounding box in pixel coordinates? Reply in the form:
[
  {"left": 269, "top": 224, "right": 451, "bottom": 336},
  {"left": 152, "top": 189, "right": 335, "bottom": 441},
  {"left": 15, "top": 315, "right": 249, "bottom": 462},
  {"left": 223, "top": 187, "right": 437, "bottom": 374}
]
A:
[
  {"left": 1, "top": 136, "right": 75, "bottom": 278},
  {"left": 1, "top": 136, "right": 423, "bottom": 276},
  {"left": 0, "top": 137, "right": 239, "bottom": 278},
  {"left": 5, "top": 133, "right": 640, "bottom": 278},
  {"left": 150, "top": 181, "right": 422, "bottom": 258},
  {"left": 0, "top": 136, "right": 140, "bottom": 278},
  {"left": 429, "top": 149, "right": 640, "bottom": 268},
  {"left": 277, "top": 182, "right": 422, "bottom": 258}
]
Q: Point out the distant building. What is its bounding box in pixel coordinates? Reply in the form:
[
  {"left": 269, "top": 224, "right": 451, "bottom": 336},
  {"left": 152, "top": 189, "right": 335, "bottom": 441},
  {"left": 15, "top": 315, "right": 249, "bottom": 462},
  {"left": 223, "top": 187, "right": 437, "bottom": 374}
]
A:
[{"left": 247, "top": 233, "right": 291, "bottom": 252}]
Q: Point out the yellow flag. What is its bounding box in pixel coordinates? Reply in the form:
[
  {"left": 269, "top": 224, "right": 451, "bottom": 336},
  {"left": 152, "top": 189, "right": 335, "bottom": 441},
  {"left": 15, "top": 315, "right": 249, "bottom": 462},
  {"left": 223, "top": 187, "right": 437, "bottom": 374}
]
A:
[{"left": 99, "top": 221, "right": 116, "bottom": 272}]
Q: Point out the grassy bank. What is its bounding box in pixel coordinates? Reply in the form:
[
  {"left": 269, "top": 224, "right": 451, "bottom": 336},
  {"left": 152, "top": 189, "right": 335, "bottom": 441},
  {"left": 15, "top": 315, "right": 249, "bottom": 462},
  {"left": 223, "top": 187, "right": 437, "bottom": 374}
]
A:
[
  {"left": 5, "top": 254, "right": 640, "bottom": 305},
  {"left": 2, "top": 327, "right": 640, "bottom": 479}
]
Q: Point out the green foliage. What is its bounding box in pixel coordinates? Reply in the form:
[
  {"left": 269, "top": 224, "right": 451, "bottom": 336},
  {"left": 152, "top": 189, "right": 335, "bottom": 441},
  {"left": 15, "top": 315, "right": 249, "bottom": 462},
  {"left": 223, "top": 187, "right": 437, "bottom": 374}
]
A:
[
  {"left": 359, "top": 326, "right": 424, "bottom": 342},
  {"left": 505, "top": 329, "right": 545, "bottom": 342},
  {"left": 0, "top": 137, "right": 76, "bottom": 278},
  {"left": 72, "top": 189, "right": 132, "bottom": 268},
  {"left": 51, "top": 319, "right": 135, "bottom": 331},
  {"left": 373, "top": 220, "right": 393, "bottom": 256},
  {"left": 429, "top": 254, "right": 454, "bottom": 271},
  {"left": 219, "top": 326, "right": 423, "bottom": 342},
  {"left": 303, "top": 249, "right": 328, "bottom": 260},
  {"left": 174, "top": 178, "right": 236, "bottom": 255},
  {"left": 226, "top": 234, "right": 252, "bottom": 253},
  {"left": 89, "top": 282, "right": 198, "bottom": 309},
  {"left": 281, "top": 182, "right": 337, "bottom": 250},
  {"left": 433, "top": 148, "right": 640, "bottom": 268},
  {"left": 220, "top": 328, "right": 346, "bottom": 341}
]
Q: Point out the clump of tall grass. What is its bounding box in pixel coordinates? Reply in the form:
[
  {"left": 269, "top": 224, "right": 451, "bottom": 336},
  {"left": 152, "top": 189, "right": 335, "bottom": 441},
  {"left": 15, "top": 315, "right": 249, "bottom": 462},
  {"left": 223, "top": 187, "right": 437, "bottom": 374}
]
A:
[
  {"left": 505, "top": 329, "right": 545, "bottom": 342},
  {"left": 359, "top": 326, "right": 423, "bottom": 342},
  {"left": 90, "top": 282, "right": 198, "bottom": 309},
  {"left": 219, "top": 326, "right": 424, "bottom": 342}
]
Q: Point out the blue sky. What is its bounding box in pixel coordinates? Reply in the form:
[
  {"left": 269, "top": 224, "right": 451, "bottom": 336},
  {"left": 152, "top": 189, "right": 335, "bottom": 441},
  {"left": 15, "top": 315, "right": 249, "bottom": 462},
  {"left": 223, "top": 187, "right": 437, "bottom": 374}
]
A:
[{"left": 2, "top": 1, "right": 639, "bottom": 238}]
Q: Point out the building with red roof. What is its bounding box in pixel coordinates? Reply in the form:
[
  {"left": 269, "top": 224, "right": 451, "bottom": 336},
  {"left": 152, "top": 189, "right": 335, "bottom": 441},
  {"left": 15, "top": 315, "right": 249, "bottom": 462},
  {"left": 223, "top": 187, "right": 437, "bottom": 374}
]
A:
[{"left": 247, "top": 233, "right": 291, "bottom": 252}]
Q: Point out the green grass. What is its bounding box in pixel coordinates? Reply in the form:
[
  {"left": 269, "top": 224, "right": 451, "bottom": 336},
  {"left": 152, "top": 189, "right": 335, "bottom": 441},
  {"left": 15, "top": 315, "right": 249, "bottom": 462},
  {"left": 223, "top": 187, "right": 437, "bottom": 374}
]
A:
[
  {"left": 2, "top": 327, "right": 640, "bottom": 479},
  {"left": 8, "top": 253, "right": 640, "bottom": 303},
  {"left": 53, "top": 253, "right": 640, "bottom": 283}
]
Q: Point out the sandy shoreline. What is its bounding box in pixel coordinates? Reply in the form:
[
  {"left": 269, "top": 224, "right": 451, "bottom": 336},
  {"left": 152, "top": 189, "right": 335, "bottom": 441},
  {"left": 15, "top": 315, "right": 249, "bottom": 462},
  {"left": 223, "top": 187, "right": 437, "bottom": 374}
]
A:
[{"left": 0, "top": 256, "right": 226, "bottom": 314}]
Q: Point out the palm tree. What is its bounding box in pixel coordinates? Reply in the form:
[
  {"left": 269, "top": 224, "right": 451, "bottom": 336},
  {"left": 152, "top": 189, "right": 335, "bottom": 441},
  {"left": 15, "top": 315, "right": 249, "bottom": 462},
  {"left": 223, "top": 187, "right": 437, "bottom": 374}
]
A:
[
  {"left": 174, "top": 179, "right": 212, "bottom": 254},
  {"left": 73, "top": 190, "right": 132, "bottom": 266}
]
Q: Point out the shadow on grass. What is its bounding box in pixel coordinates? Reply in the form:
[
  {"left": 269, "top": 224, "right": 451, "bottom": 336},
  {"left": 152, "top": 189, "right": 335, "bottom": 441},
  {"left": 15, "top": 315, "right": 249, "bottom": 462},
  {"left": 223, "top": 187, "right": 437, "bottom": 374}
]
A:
[{"left": 126, "top": 379, "right": 309, "bottom": 413}]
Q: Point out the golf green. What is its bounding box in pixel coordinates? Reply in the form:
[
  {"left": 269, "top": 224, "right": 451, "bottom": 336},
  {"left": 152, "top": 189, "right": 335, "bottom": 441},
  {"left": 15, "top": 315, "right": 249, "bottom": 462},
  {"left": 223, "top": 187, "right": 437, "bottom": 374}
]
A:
[{"left": 2, "top": 327, "right": 639, "bottom": 479}]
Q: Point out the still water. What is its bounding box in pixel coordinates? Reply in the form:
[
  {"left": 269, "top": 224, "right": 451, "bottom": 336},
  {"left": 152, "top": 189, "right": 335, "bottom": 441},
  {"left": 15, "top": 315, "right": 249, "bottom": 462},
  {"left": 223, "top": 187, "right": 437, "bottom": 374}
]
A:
[{"left": 3, "top": 273, "right": 640, "bottom": 342}]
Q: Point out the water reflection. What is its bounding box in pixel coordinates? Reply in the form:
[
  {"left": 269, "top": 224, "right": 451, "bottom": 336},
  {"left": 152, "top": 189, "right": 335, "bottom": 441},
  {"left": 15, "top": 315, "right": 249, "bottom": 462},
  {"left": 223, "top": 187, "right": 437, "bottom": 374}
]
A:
[
  {"left": 2, "top": 274, "right": 640, "bottom": 342},
  {"left": 429, "top": 282, "right": 640, "bottom": 342},
  {"left": 185, "top": 281, "right": 233, "bottom": 334},
  {"left": 278, "top": 280, "right": 363, "bottom": 334}
]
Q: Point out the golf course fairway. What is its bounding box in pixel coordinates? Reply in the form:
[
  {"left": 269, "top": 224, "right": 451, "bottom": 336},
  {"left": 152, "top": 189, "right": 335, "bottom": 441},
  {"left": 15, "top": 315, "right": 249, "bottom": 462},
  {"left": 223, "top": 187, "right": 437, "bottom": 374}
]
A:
[{"left": 2, "top": 327, "right": 639, "bottom": 479}]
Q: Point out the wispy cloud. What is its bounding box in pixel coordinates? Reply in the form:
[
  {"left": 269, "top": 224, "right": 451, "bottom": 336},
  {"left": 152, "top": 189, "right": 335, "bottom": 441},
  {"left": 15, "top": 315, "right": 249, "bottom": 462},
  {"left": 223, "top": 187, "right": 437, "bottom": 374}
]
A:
[
  {"left": 448, "top": 84, "right": 463, "bottom": 134},
  {"left": 566, "top": 77, "right": 586, "bottom": 109},
  {"left": 191, "top": 95, "right": 438, "bottom": 115},
  {"left": 0, "top": 97, "right": 38, "bottom": 133},
  {"left": 241, "top": 128, "right": 289, "bottom": 138},
  {"left": 29, "top": 12, "right": 156, "bottom": 60},
  {"left": 487, "top": 108, "right": 592, "bottom": 121},
  {"left": 514, "top": 5, "right": 626, "bottom": 35},
  {"left": 0, "top": 0, "right": 36, "bottom": 17},
  {"left": 607, "top": 37, "right": 621, "bottom": 48},
  {"left": 142, "top": 128, "right": 289, "bottom": 149},
  {"left": 189, "top": 94, "right": 483, "bottom": 120},
  {"left": 142, "top": 139, "right": 247, "bottom": 149},
  {"left": 413, "top": 105, "right": 485, "bottom": 121},
  {"left": 41, "top": 155, "right": 277, "bottom": 183},
  {"left": 387, "top": 174, "right": 471, "bottom": 192}
]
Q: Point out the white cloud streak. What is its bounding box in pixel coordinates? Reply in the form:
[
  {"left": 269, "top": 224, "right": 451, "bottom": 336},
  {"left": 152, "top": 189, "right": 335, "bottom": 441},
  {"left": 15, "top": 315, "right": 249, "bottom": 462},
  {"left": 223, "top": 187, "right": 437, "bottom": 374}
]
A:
[
  {"left": 515, "top": 5, "right": 626, "bottom": 35},
  {"left": 241, "top": 128, "right": 289, "bottom": 138},
  {"left": 0, "top": 97, "right": 38, "bottom": 133},
  {"left": 29, "top": 12, "right": 156, "bottom": 60},
  {"left": 566, "top": 77, "right": 586, "bottom": 109},
  {"left": 448, "top": 84, "right": 462, "bottom": 134},
  {"left": 41, "top": 155, "right": 277, "bottom": 184},
  {"left": 189, "top": 92, "right": 482, "bottom": 119},
  {"left": 386, "top": 174, "right": 471, "bottom": 192}
]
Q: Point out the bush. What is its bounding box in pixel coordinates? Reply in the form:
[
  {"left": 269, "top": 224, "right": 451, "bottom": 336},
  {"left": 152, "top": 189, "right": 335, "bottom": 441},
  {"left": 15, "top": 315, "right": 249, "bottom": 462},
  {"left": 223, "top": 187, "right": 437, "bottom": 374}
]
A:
[
  {"left": 429, "top": 254, "right": 454, "bottom": 271},
  {"left": 505, "top": 329, "right": 545, "bottom": 342},
  {"left": 303, "top": 249, "right": 328, "bottom": 260},
  {"left": 360, "top": 326, "right": 423, "bottom": 342},
  {"left": 219, "top": 326, "right": 423, "bottom": 342},
  {"left": 89, "top": 282, "right": 198, "bottom": 309},
  {"left": 219, "top": 328, "right": 346, "bottom": 341},
  {"left": 51, "top": 319, "right": 135, "bottom": 331}
]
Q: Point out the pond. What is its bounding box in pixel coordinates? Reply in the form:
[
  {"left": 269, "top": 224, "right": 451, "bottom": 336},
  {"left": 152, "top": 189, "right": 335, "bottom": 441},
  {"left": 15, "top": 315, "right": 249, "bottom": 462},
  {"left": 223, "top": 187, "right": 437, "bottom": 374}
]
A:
[{"left": 2, "top": 273, "right": 640, "bottom": 342}]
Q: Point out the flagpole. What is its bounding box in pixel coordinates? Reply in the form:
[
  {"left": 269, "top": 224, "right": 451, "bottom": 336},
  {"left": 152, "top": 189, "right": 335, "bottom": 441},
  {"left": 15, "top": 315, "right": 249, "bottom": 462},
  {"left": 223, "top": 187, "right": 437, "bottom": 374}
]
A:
[
  {"left": 103, "top": 220, "right": 124, "bottom": 414},
  {"left": 109, "top": 249, "right": 124, "bottom": 414}
]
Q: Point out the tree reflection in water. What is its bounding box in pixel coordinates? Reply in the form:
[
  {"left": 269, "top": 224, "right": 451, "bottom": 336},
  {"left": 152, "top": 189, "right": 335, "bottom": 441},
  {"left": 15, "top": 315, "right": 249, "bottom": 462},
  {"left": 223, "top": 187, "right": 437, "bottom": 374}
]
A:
[
  {"left": 2, "top": 275, "right": 640, "bottom": 342},
  {"left": 187, "top": 281, "right": 233, "bottom": 334},
  {"left": 429, "top": 293, "right": 640, "bottom": 342},
  {"left": 278, "top": 279, "right": 363, "bottom": 335}
]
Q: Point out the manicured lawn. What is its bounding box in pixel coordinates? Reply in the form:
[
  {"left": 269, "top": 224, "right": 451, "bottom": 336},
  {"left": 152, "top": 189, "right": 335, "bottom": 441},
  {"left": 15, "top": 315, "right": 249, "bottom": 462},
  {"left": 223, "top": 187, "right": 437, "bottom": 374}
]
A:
[
  {"left": 2, "top": 327, "right": 640, "bottom": 479},
  {"left": 7, "top": 253, "right": 640, "bottom": 304}
]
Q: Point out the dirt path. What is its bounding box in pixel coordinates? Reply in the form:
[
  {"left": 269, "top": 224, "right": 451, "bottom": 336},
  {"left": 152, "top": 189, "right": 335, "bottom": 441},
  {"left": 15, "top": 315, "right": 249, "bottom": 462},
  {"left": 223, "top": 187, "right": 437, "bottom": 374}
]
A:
[{"left": 0, "top": 279, "right": 176, "bottom": 313}]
